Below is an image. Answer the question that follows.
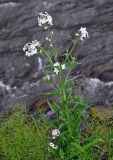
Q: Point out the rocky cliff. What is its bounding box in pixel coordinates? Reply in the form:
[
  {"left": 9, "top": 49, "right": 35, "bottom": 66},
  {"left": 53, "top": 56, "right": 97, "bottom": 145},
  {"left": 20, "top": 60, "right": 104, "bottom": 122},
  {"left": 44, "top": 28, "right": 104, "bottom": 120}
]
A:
[{"left": 0, "top": 0, "right": 113, "bottom": 111}]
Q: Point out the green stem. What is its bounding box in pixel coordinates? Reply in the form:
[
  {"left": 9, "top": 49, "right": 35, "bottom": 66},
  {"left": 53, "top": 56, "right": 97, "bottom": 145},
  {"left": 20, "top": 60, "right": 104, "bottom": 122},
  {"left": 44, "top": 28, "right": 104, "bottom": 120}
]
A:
[
  {"left": 45, "top": 50, "right": 53, "bottom": 64},
  {"left": 62, "top": 81, "right": 72, "bottom": 137},
  {"left": 108, "top": 140, "right": 111, "bottom": 160},
  {"left": 65, "top": 38, "right": 77, "bottom": 62},
  {"left": 66, "top": 68, "right": 72, "bottom": 80},
  {"left": 46, "top": 27, "right": 57, "bottom": 62}
]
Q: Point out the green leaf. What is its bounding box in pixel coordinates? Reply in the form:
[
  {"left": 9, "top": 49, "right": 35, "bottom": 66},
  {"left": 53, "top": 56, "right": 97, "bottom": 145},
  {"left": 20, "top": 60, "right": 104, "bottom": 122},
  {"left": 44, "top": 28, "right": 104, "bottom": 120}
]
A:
[
  {"left": 59, "top": 111, "right": 66, "bottom": 122},
  {"left": 48, "top": 101, "right": 59, "bottom": 117},
  {"left": 83, "top": 139, "right": 99, "bottom": 150},
  {"left": 67, "top": 154, "right": 78, "bottom": 160},
  {"left": 73, "top": 113, "right": 83, "bottom": 130},
  {"left": 43, "top": 92, "right": 59, "bottom": 96},
  {"left": 59, "top": 148, "right": 64, "bottom": 159},
  {"left": 40, "top": 114, "right": 58, "bottom": 128},
  {"left": 70, "top": 142, "right": 85, "bottom": 153}
]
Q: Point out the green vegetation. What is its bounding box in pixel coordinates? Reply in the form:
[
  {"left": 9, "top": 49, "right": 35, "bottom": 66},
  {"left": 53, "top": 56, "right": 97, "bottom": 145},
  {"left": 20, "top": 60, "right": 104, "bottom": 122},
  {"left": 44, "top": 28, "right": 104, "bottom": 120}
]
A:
[
  {"left": 0, "top": 105, "right": 113, "bottom": 160},
  {"left": 81, "top": 107, "right": 113, "bottom": 160},
  {"left": 0, "top": 105, "right": 51, "bottom": 160}
]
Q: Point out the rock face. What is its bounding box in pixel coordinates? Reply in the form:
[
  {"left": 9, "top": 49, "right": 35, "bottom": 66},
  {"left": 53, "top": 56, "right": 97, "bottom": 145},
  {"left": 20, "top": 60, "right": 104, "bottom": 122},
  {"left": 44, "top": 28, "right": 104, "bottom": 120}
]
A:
[{"left": 0, "top": 0, "right": 113, "bottom": 111}]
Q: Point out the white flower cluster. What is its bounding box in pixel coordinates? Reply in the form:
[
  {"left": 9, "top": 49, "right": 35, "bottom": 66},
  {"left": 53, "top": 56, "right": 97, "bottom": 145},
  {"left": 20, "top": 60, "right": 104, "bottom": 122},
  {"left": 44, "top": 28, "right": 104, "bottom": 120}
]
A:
[
  {"left": 46, "top": 34, "right": 54, "bottom": 48},
  {"left": 49, "top": 142, "right": 58, "bottom": 149},
  {"left": 38, "top": 12, "right": 54, "bottom": 47},
  {"left": 38, "top": 12, "right": 53, "bottom": 26},
  {"left": 23, "top": 40, "right": 41, "bottom": 57},
  {"left": 76, "top": 27, "right": 89, "bottom": 41},
  {"left": 49, "top": 129, "right": 60, "bottom": 149},
  {"left": 52, "top": 129, "right": 60, "bottom": 139},
  {"left": 53, "top": 62, "right": 66, "bottom": 75},
  {"left": 46, "top": 37, "right": 51, "bottom": 42}
]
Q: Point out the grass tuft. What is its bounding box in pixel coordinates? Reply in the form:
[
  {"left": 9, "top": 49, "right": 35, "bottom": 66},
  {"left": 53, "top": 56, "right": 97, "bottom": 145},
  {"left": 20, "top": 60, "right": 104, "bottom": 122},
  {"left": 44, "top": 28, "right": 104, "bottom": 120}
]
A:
[{"left": 0, "top": 104, "right": 51, "bottom": 160}]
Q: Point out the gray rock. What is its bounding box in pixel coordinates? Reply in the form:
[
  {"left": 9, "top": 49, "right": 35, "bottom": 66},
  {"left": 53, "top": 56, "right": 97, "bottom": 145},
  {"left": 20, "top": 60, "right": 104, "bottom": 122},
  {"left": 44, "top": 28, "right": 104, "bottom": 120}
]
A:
[{"left": 0, "top": 0, "right": 113, "bottom": 111}]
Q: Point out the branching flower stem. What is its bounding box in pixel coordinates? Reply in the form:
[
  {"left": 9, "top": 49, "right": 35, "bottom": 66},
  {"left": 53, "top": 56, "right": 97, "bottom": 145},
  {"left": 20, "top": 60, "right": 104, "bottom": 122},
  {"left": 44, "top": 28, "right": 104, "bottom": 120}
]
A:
[{"left": 65, "top": 38, "right": 77, "bottom": 62}]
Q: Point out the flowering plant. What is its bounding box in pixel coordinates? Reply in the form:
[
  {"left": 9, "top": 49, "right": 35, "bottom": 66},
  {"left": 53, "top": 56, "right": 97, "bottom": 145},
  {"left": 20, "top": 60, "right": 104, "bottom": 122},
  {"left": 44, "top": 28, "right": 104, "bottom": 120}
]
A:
[{"left": 23, "top": 12, "right": 99, "bottom": 160}]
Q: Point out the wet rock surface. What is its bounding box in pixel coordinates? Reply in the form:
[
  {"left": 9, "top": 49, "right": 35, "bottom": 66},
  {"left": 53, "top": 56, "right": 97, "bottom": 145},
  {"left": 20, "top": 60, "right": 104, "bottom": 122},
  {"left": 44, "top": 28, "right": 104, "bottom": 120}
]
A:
[{"left": 0, "top": 0, "right": 113, "bottom": 111}]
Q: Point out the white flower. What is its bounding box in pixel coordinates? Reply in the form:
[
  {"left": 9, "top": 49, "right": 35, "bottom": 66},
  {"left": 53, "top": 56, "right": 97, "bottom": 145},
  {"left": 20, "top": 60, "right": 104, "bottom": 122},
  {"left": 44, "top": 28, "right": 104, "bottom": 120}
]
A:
[
  {"left": 23, "top": 43, "right": 31, "bottom": 51},
  {"left": 31, "top": 40, "right": 41, "bottom": 47},
  {"left": 48, "top": 38, "right": 52, "bottom": 42},
  {"left": 54, "top": 68, "right": 59, "bottom": 75},
  {"left": 75, "top": 33, "right": 79, "bottom": 37},
  {"left": 51, "top": 31, "right": 53, "bottom": 34},
  {"left": 79, "top": 27, "right": 89, "bottom": 40},
  {"left": 46, "top": 37, "right": 49, "bottom": 40},
  {"left": 23, "top": 40, "right": 41, "bottom": 57},
  {"left": 38, "top": 12, "right": 53, "bottom": 26},
  {"left": 44, "top": 26, "right": 49, "bottom": 30},
  {"left": 61, "top": 64, "right": 66, "bottom": 69},
  {"left": 25, "top": 48, "right": 37, "bottom": 57},
  {"left": 53, "top": 62, "right": 66, "bottom": 75},
  {"left": 49, "top": 142, "right": 58, "bottom": 149},
  {"left": 50, "top": 44, "right": 53, "bottom": 47},
  {"left": 46, "top": 37, "right": 51, "bottom": 42},
  {"left": 53, "top": 62, "right": 60, "bottom": 67},
  {"left": 52, "top": 129, "right": 60, "bottom": 139}
]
